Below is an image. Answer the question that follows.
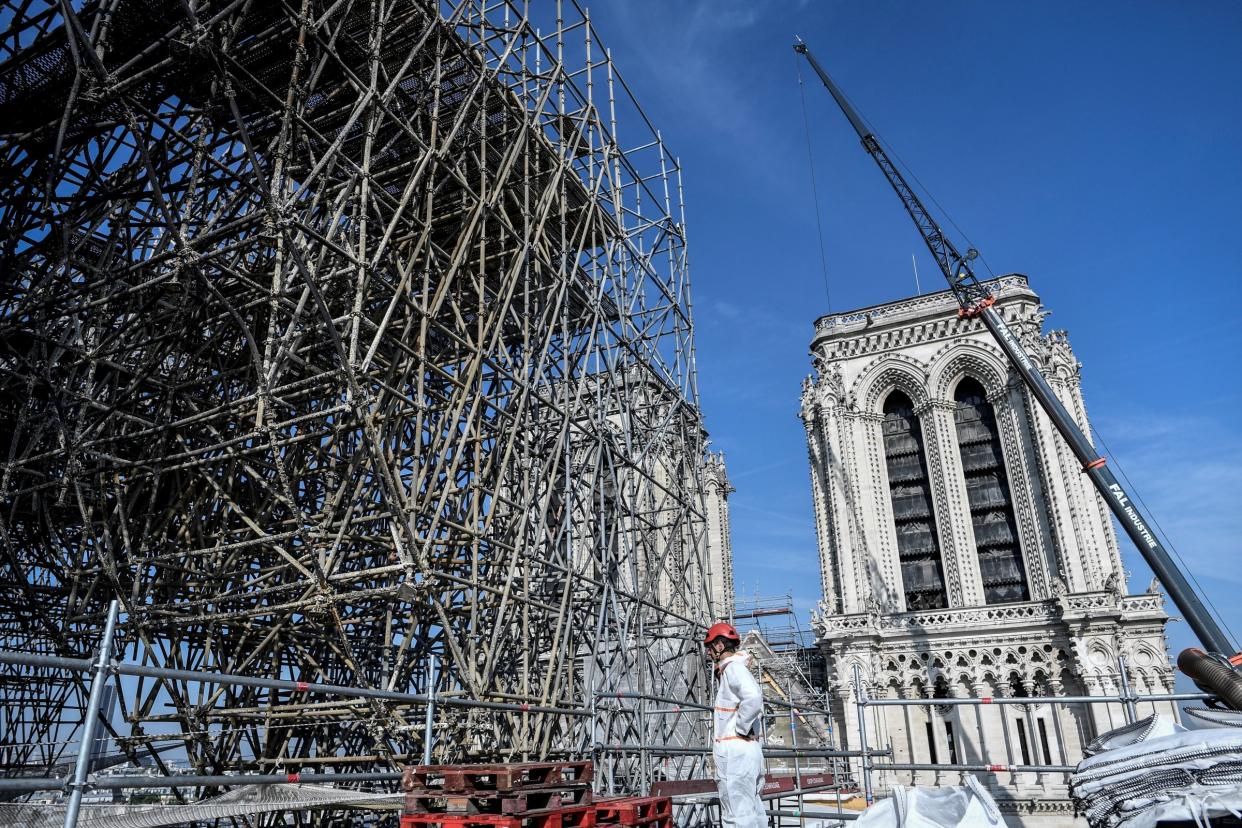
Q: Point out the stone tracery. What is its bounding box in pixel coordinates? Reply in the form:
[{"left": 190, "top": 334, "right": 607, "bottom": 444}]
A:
[{"left": 802, "top": 276, "right": 1175, "bottom": 825}]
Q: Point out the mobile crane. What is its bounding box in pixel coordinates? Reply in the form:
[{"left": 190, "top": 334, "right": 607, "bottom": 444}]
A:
[{"left": 793, "top": 39, "right": 1242, "bottom": 706}]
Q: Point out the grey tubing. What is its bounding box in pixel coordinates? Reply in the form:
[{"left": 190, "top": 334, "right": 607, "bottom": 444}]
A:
[{"left": 1177, "top": 648, "right": 1242, "bottom": 712}]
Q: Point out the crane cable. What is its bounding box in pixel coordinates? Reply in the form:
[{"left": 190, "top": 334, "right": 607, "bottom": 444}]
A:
[
  {"left": 1091, "top": 427, "right": 1239, "bottom": 648},
  {"left": 793, "top": 42, "right": 1234, "bottom": 654},
  {"left": 804, "top": 52, "right": 998, "bottom": 283},
  {"left": 875, "top": 131, "right": 997, "bottom": 280},
  {"left": 795, "top": 54, "right": 834, "bottom": 312}
]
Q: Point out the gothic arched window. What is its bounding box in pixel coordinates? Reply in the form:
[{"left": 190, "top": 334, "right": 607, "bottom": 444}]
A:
[
  {"left": 882, "top": 391, "right": 947, "bottom": 610},
  {"left": 953, "top": 378, "right": 1029, "bottom": 603}
]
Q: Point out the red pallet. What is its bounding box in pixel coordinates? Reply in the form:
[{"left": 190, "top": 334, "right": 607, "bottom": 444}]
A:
[
  {"left": 648, "top": 780, "right": 715, "bottom": 798},
  {"left": 594, "top": 796, "right": 672, "bottom": 828},
  {"left": 797, "top": 772, "right": 835, "bottom": 789},
  {"left": 400, "top": 804, "right": 596, "bottom": 828},
  {"left": 404, "top": 788, "right": 593, "bottom": 815},
  {"left": 760, "top": 776, "right": 796, "bottom": 796},
  {"left": 405, "top": 761, "right": 594, "bottom": 794}
]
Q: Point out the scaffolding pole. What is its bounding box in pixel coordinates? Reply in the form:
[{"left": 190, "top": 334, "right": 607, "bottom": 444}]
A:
[
  {"left": 63, "top": 600, "right": 120, "bottom": 828},
  {"left": 0, "top": 0, "right": 715, "bottom": 800}
]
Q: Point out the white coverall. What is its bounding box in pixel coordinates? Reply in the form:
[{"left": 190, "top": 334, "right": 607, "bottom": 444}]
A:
[{"left": 713, "top": 650, "right": 765, "bottom": 828}]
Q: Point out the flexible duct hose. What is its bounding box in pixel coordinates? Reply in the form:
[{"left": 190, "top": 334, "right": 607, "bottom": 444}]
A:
[{"left": 1177, "top": 648, "right": 1242, "bottom": 711}]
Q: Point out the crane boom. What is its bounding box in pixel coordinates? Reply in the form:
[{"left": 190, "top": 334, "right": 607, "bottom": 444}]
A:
[{"left": 794, "top": 40, "right": 1235, "bottom": 656}]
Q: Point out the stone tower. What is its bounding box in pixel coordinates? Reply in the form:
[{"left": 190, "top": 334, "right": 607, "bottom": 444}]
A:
[
  {"left": 703, "top": 451, "right": 736, "bottom": 620},
  {"left": 800, "top": 275, "right": 1175, "bottom": 825}
]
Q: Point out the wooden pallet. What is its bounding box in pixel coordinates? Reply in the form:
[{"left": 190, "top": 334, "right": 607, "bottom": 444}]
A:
[
  {"left": 404, "top": 787, "right": 593, "bottom": 815},
  {"left": 796, "top": 772, "right": 835, "bottom": 789},
  {"left": 593, "top": 796, "right": 671, "bottom": 828},
  {"left": 648, "top": 779, "right": 715, "bottom": 798},
  {"left": 404, "top": 761, "right": 594, "bottom": 794},
  {"left": 400, "top": 804, "right": 597, "bottom": 828}
]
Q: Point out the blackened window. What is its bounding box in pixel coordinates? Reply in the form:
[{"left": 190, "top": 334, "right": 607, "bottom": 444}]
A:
[
  {"left": 1017, "top": 720, "right": 1032, "bottom": 765},
  {"left": 944, "top": 721, "right": 959, "bottom": 764},
  {"left": 882, "top": 391, "right": 947, "bottom": 610},
  {"left": 953, "top": 379, "right": 1029, "bottom": 603},
  {"left": 1038, "top": 718, "right": 1053, "bottom": 765}
]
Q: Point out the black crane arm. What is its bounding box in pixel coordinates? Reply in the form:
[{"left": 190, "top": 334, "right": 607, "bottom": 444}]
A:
[
  {"left": 794, "top": 39, "right": 1236, "bottom": 658},
  {"left": 794, "top": 41, "right": 990, "bottom": 311}
]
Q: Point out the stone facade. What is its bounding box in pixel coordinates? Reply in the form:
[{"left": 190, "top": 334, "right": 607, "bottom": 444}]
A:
[
  {"left": 800, "top": 275, "right": 1175, "bottom": 826},
  {"left": 703, "top": 451, "right": 736, "bottom": 620}
]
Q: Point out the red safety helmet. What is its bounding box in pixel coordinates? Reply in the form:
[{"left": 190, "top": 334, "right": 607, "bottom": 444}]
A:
[{"left": 703, "top": 622, "right": 741, "bottom": 646}]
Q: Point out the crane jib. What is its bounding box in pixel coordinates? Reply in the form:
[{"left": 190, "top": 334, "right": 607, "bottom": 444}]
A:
[{"left": 793, "top": 39, "right": 1235, "bottom": 656}]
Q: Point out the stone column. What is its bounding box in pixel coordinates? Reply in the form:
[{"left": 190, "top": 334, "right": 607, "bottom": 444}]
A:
[
  {"left": 1059, "top": 374, "right": 1127, "bottom": 581},
  {"left": 1018, "top": 680, "right": 1049, "bottom": 791},
  {"left": 948, "top": 680, "right": 982, "bottom": 767},
  {"left": 1011, "top": 383, "right": 1095, "bottom": 593},
  {"left": 802, "top": 401, "right": 841, "bottom": 606},
  {"left": 1084, "top": 675, "right": 1124, "bottom": 739},
  {"left": 997, "top": 691, "right": 1019, "bottom": 790},
  {"left": 836, "top": 683, "right": 860, "bottom": 753},
  {"left": 902, "top": 685, "right": 933, "bottom": 786},
  {"left": 973, "top": 681, "right": 1008, "bottom": 787},
  {"left": 1046, "top": 678, "right": 1077, "bottom": 765},
  {"left": 842, "top": 413, "right": 872, "bottom": 613},
  {"left": 991, "top": 385, "right": 1053, "bottom": 600},
  {"left": 854, "top": 411, "right": 902, "bottom": 612},
  {"left": 928, "top": 701, "right": 953, "bottom": 786},
  {"left": 870, "top": 684, "right": 895, "bottom": 795},
  {"left": 892, "top": 685, "right": 913, "bottom": 786},
  {"left": 918, "top": 399, "right": 980, "bottom": 607}
]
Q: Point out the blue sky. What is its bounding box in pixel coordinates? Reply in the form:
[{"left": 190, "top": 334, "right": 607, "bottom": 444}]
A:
[{"left": 586, "top": 1, "right": 1242, "bottom": 659}]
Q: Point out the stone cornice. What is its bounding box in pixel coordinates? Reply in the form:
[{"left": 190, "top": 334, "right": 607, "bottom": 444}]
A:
[
  {"left": 811, "top": 274, "right": 1034, "bottom": 349},
  {"left": 816, "top": 591, "right": 1168, "bottom": 644},
  {"left": 914, "top": 398, "right": 956, "bottom": 415},
  {"left": 817, "top": 598, "right": 1061, "bottom": 641}
]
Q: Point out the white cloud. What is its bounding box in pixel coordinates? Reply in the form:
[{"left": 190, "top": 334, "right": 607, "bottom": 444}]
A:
[
  {"left": 729, "top": 456, "right": 803, "bottom": 480},
  {"left": 1087, "top": 407, "right": 1242, "bottom": 656},
  {"left": 595, "top": 0, "right": 800, "bottom": 171}
]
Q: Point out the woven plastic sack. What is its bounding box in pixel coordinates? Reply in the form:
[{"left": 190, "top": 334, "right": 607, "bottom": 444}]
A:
[{"left": 855, "top": 775, "right": 1004, "bottom": 828}]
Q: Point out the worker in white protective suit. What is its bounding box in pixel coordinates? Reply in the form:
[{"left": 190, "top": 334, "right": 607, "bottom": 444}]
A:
[{"left": 704, "top": 621, "right": 766, "bottom": 828}]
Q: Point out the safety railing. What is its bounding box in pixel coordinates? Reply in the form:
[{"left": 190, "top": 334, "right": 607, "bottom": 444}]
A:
[
  {"left": 594, "top": 686, "right": 866, "bottom": 826},
  {"left": 851, "top": 653, "right": 1216, "bottom": 807},
  {"left": 1, "top": 601, "right": 870, "bottom": 826},
  {"left": 0, "top": 600, "right": 588, "bottom": 826},
  {"left": 3, "top": 609, "right": 1210, "bottom": 828}
]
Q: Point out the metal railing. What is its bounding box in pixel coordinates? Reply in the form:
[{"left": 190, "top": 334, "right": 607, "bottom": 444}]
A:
[
  {"left": 594, "top": 685, "right": 865, "bottom": 826},
  {"left": 0, "top": 599, "right": 587, "bottom": 823},
  {"left": 2, "top": 615, "right": 1208, "bottom": 828},
  {"left": 1, "top": 606, "right": 869, "bottom": 826},
  {"left": 851, "top": 653, "right": 1215, "bottom": 800}
]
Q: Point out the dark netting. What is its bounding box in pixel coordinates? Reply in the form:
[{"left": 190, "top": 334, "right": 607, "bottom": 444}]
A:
[
  {"left": 882, "top": 391, "right": 947, "bottom": 610},
  {"left": 890, "top": 483, "right": 934, "bottom": 520},
  {"left": 954, "top": 378, "right": 1028, "bottom": 604},
  {"left": 965, "top": 472, "right": 1010, "bottom": 509}
]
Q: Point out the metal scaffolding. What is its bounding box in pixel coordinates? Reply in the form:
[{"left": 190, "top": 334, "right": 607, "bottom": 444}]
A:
[
  {"left": 0, "top": 0, "right": 715, "bottom": 795},
  {"left": 732, "top": 595, "right": 835, "bottom": 779}
]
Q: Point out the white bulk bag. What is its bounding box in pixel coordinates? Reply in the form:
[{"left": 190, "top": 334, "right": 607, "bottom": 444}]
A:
[{"left": 855, "top": 775, "right": 1004, "bottom": 828}]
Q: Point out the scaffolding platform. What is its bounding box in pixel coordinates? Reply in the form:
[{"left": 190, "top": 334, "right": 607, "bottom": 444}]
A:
[{"left": 403, "top": 761, "right": 594, "bottom": 795}]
